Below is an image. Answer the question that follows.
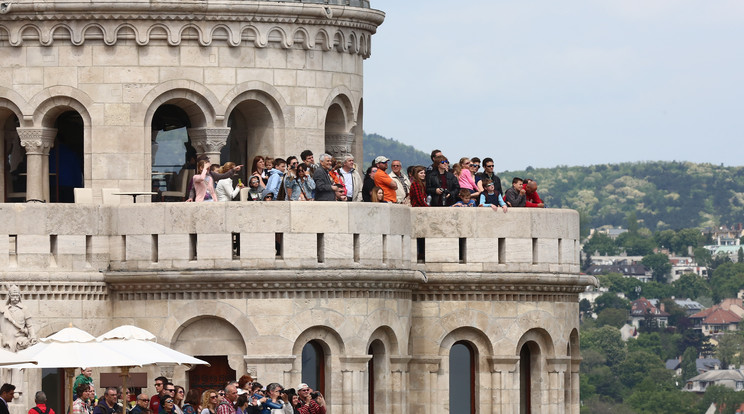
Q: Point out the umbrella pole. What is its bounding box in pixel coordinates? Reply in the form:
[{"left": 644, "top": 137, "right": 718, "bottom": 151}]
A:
[
  {"left": 120, "top": 367, "right": 130, "bottom": 409},
  {"left": 65, "top": 368, "right": 75, "bottom": 414}
]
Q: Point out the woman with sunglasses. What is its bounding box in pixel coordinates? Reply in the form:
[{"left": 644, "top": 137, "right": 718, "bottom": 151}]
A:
[
  {"left": 199, "top": 390, "right": 218, "bottom": 414},
  {"left": 159, "top": 395, "right": 176, "bottom": 414},
  {"left": 425, "top": 154, "right": 460, "bottom": 206}
]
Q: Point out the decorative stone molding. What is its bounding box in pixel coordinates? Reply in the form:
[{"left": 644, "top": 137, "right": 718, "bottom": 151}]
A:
[
  {"left": 0, "top": 3, "right": 384, "bottom": 57},
  {"left": 17, "top": 128, "right": 56, "bottom": 155},
  {"left": 188, "top": 127, "right": 231, "bottom": 158},
  {"left": 0, "top": 282, "right": 108, "bottom": 301}
]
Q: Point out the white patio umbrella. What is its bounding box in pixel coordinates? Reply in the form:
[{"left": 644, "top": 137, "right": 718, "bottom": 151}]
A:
[
  {"left": 10, "top": 327, "right": 145, "bottom": 413},
  {"left": 0, "top": 347, "right": 37, "bottom": 367},
  {"left": 96, "top": 325, "right": 209, "bottom": 396}
]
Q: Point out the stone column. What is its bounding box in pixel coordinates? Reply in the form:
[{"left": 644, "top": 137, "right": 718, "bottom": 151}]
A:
[
  {"left": 324, "top": 132, "right": 354, "bottom": 160},
  {"left": 489, "top": 357, "right": 519, "bottom": 414},
  {"left": 390, "top": 356, "right": 411, "bottom": 414},
  {"left": 339, "top": 355, "right": 371, "bottom": 414},
  {"left": 189, "top": 127, "right": 230, "bottom": 165},
  {"left": 17, "top": 127, "right": 56, "bottom": 202},
  {"left": 570, "top": 359, "right": 581, "bottom": 414},
  {"left": 547, "top": 358, "right": 570, "bottom": 414},
  {"left": 408, "top": 357, "right": 440, "bottom": 414}
]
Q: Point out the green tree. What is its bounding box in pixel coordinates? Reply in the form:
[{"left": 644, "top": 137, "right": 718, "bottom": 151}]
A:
[
  {"left": 715, "top": 332, "right": 744, "bottom": 369},
  {"left": 594, "top": 292, "right": 631, "bottom": 314},
  {"left": 637, "top": 281, "right": 674, "bottom": 300},
  {"left": 671, "top": 228, "right": 703, "bottom": 256},
  {"left": 654, "top": 229, "right": 676, "bottom": 250},
  {"left": 680, "top": 346, "right": 698, "bottom": 382},
  {"left": 709, "top": 262, "right": 744, "bottom": 302},
  {"left": 580, "top": 298, "right": 592, "bottom": 315},
  {"left": 583, "top": 232, "right": 619, "bottom": 256},
  {"left": 699, "top": 384, "right": 744, "bottom": 414},
  {"left": 626, "top": 211, "right": 640, "bottom": 234},
  {"left": 596, "top": 308, "right": 629, "bottom": 328},
  {"left": 738, "top": 247, "right": 744, "bottom": 263},
  {"left": 616, "top": 350, "right": 664, "bottom": 389},
  {"left": 672, "top": 273, "right": 711, "bottom": 300},
  {"left": 642, "top": 253, "right": 672, "bottom": 283},
  {"left": 582, "top": 326, "right": 627, "bottom": 367}
]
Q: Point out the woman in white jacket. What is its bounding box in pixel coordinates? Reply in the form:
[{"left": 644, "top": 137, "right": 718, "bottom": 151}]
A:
[{"left": 215, "top": 162, "right": 243, "bottom": 201}]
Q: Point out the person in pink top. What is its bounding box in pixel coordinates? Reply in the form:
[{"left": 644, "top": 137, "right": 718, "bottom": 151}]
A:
[
  {"left": 192, "top": 160, "right": 216, "bottom": 202},
  {"left": 456, "top": 157, "right": 480, "bottom": 200}
]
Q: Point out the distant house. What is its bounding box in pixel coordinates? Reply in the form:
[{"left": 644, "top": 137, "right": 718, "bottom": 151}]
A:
[
  {"left": 586, "top": 264, "right": 652, "bottom": 283},
  {"left": 666, "top": 358, "right": 682, "bottom": 376},
  {"left": 696, "top": 358, "right": 722, "bottom": 374},
  {"left": 672, "top": 298, "right": 705, "bottom": 316},
  {"left": 629, "top": 297, "right": 669, "bottom": 328},
  {"left": 690, "top": 306, "right": 741, "bottom": 336},
  {"left": 685, "top": 368, "right": 744, "bottom": 393}
]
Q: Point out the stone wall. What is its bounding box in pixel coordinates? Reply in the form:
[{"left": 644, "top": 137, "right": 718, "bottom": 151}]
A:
[{"left": 0, "top": 203, "right": 593, "bottom": 413}]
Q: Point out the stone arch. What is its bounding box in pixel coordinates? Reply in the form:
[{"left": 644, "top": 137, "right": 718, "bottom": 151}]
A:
[
  {"left": 353, "top": 97, "right": 363, "bottom": 166},
  {"left": 0, "top": 92, "right": 26, "bottom": 122},
  {"left": 222, "top": 83, "right": 287, "bottom": 172},
  {"left": 439, "top": 326, "right": 493, "bottom": 358},
  {"left": 210, "top": 24, "right": 236, "bottom": 46},
  {"left": 291, "top": 326, "right": 345, "bottom": 404},
  {"left": 266, "top": 26, "right": 290, "bottom": 48},
  {"left": 332, "top": 30, "right": 346, "bottom": 53},
  {"left": 111, "top": 23, "right": 139, "bottom": 45},
  {"left": 314, "top": 29, "right": 332, "bottom": 51},
  {"left": 179, "top": 24, "right": 205, "bottom": 46},
  {"left": 515, "top": 327, "right": 555, "bottom": 359},
  {"left": 162, "top": 300, "right": 257, "bottom": 348},
  {"left": 568, "top": 328, "right": 579, "bottom": 359},
  {"left": 146, "top": 24, "right": 171, "bottom": 43},
  {"left": 292, "top": 27, "right": 311, "bottom": 49},
  {"left": 31, "top": 93, "right": 93, "bottom": 129},
  {"left": 49, "top": 24, "right": 74, "bottom": 45},
  {"left": 322, "top": 91, "right": 356, "bottom": 159},
  {"left": 365, "top": 325, "right": 400, "bottom": 357},
  {"left": 240, "top": 26, "right": 260, "bottom": 46},
  {"left": 140, "top": 81, "right": 223, "bottom": 129},
  {"left": 17, "top": 24, "right": 42, "bottom": 46},
  {"left": 79, "top": 23, "right": 106, "bottom": 45}
]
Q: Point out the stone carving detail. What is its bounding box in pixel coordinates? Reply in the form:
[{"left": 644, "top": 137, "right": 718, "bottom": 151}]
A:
[
  {"left": 325, "top": 133, "right": 354, "bottom": 159},
  {"left": 0, "top": 283, "right": 108, "bottom": 302},
  {"left": 0, "top": 285, "right": 37, "bottom": 352},
  {"left": 189, "top": 128, "right": 231, "bottom": 154},
  {"left": 17, "top": 128, "right": 56, "bottom": 155},
  {"left": 0, "top": 9, "right": 380, "bottom": 57}
]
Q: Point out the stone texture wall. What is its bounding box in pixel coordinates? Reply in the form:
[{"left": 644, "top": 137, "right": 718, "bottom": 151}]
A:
[{"left": 0, "top": 203, "right": 593, "bottom": 413}]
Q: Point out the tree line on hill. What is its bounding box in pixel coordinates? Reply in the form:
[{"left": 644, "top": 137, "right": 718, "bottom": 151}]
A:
[{"left": 363, "top": 132, "right": 744, "bottom": 233}]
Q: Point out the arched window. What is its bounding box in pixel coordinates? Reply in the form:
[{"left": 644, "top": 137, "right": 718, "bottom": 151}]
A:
[
  {"left": 368, "top": 340, "right": 386, "bottom": 413},
  {"left": 301, "top": 341, "right": 325, "bottom": 395},
  {"left": 151, "top": 104, "right": 194, "bottom": 197},
  {"left": 520, "top": 341, "right": 540, "bottom": 414},
  {"left": 449, "top": 341, "right": 475, "bottom": 414},
  {"left": 49, "top": 111, "right": 84, "bottom": 203}
]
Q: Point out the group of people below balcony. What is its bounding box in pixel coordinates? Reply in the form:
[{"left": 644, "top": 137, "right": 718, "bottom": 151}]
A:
[
  {"left": 64, "top": 374, "right": 322, "bottom": 414},
  {"left": 184, "top": 148, "right": 545, "bottom": 209}
]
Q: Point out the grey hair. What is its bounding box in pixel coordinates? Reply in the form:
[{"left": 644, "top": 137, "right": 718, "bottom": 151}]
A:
[
  {"left": 318, "top": 153, "right": 332, "bottom": 162},
  {"left": 266, "top": 383, "right": 282, "bottom": 393},
  {"left": 35, "top": 391, "right": 47, "bottom": 404}
]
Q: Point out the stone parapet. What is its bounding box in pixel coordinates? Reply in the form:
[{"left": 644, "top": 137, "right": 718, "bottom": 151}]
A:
[{"left": 0, "top": 203, "right": 583, "bottom": 275}]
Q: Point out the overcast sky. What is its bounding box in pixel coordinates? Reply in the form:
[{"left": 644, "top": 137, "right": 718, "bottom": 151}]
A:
[{"left": 363, "top": 1, "right": 744, "bottom": 171}]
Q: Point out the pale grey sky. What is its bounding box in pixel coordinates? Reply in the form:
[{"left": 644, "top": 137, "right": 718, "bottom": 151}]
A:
[{"left": 364, "top": 1, "right": 744, "bottom": 171}]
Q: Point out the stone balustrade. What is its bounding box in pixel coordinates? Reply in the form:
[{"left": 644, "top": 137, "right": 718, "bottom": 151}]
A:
[{"left": 0, "top": 202, "right": 580, "bottom": 275}]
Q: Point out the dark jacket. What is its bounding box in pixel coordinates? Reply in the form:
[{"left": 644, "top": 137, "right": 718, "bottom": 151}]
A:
[
  {"left": 93, "top": 401, "right": 116, "bottom": 414},
  {"left": 313, "top": 167, "right": 335, "bottom": 201},
  {"left": 504, "top": 186, "right": 526, "bottom": 207},
  {"left": 426, "top": 169, "right": 460, "bottom": 206}
]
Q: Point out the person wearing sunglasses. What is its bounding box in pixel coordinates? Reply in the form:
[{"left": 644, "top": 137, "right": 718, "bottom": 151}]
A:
[
  {"left": 475, "top": 157, "right": 503, "bottom": 201},
  {"left": 159, "top": 396, "right": 176, "bottom": 414},
  {"left": 426, "top": 154, "right": 460, "bottom": 206},
  {"left": 199, "top": 390, "right": 218, "bottom": 414}
]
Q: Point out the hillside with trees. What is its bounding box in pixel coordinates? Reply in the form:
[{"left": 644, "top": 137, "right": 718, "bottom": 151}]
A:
[{"left": 363, "top": 133, "right": 744, "bottom": 232}]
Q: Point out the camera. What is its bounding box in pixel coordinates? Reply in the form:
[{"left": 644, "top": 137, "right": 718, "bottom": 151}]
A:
[{"left": 310, "top": 391, "right": 320, "bottom": 399}]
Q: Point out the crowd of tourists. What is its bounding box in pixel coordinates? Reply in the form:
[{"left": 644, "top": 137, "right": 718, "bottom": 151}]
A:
[{"left": 182, "top": 148, "right": 545, "bottom": 209}]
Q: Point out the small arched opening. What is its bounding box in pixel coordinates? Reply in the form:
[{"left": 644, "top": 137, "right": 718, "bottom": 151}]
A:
[
  {"left": 449, "top": 341, "right": 476, "bottom": 414},
  {"left": 48, "top": 110, "right": 84, "bottom": 203},
  {"left": 520, "top": 341, "right": 541, "bottom": 414},
  {"left": 151, "top": 104, "right": 195, "bottom": 198},
  {"left": 367, "top": 339, "right": 387, "bottom": 413},
  {"left": 301, "top": 340, "right": 326, "bottom": 396}
]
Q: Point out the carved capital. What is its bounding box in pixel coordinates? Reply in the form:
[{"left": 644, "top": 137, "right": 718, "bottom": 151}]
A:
[
  {"left": 189, "top": 127, "right": 230, "bottom": 154},
  {"left": 488, "top": 357, "right": 520, "bottom": 373},
  {"left": 325, "top": 133, "right": 354, "bottom": 159},
  {"left": 17, "top": 128, "right": 56, "bottom": 155}
]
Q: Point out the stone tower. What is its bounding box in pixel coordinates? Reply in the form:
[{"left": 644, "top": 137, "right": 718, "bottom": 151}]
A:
[{"left": 0, "top": 1, "right": 594, "bottom": 413}]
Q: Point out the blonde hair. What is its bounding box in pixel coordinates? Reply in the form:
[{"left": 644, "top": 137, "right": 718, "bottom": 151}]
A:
[
  {"left": 220, "top": 162, "right": 235, "bottom": 174},
  {"left": 452, "top": 163, "right": 462, "bottom": 178},
  {"left": 200, "top": 390, "right": 217, "bottom": 412}
]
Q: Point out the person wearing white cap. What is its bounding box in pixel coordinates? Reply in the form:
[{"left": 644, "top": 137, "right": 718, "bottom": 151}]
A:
[
  {"left": 294, "top": 384, "right": 324, "bottom": 414},
  {"left": 372, "top": 156, "right": 397, "bottom": 203}
]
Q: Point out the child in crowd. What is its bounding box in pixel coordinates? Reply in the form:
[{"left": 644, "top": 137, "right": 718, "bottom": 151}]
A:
[
  {"left": 453, "top": 189, "right": 475, "bottom": 207},
  {"left": 479, "top": 179, "right": 507, "bottom": 213}
]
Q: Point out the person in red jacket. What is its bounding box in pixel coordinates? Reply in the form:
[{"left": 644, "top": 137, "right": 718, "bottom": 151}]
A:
[{"left": 524, "top": 180, "right": 545, "bottom": 208}]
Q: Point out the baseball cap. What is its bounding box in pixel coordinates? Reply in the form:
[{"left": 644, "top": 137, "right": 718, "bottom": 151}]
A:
[
  {"left": 296, "top": 383, "right": 310, "bottom": 391},
  {"left": 374, "top": 156, "right": 389, "bottom": 164}
]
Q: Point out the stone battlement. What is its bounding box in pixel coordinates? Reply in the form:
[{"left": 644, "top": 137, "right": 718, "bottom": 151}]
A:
[{"left": 0, "top": 203, "right": 580, "bottom": 275}]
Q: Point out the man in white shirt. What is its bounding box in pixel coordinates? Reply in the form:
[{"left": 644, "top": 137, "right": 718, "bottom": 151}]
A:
[
  {"left": 336, "top": 154, "right": 362, "bottom": 202},
  {"left": 390, "top": 160, "right": 410, "bottom": 204}
]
